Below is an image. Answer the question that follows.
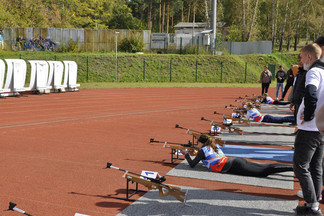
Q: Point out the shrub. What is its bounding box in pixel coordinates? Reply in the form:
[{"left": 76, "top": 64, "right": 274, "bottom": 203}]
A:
[
  {"left": 119, "top": 36, "right": 145, "bottom": 53},
  {"left": 57, "top": 39, "right": 80, "bottom": 52}
]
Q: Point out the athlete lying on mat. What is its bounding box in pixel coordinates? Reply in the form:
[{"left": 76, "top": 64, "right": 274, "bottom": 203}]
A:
[
  {"left": 245, "top": 102, "right": 294, "bottom": 124},
  {"left": 261, "top": 93, "right": 290, "bottom": 105},
  {"left": 180, "top": 134, "right": 293, "bottom": 177}
]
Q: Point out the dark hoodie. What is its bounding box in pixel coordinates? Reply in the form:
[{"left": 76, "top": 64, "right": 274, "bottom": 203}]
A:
[
  {"left": 304, "top": 58, "right": 324, "bottom": 121},
  {"left": 292, "top": 67, "right": 307, "bottom": 105}
]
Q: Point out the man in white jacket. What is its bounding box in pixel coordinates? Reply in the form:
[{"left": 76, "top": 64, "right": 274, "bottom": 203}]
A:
[{"left": 294, "top": 43, "right": 324, "bottom": 215}]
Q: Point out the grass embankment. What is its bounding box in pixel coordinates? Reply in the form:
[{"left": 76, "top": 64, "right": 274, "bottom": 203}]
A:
[
  {"left": 0, "top": 50, "right": 298, "bottom": 88},
  {"left": 80, "top": 82, "right": 261, "bottom": 89}
]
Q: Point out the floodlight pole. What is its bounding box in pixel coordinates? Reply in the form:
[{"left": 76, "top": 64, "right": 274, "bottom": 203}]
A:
[
  {"left": 115, "top": 31, "right": 120, "bottom": 82},
  {"left": 211, "top": 0, "right": 217, "bottom": 55}
]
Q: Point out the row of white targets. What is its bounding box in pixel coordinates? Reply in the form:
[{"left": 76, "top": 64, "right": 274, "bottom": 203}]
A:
[{"left": 0, "top": 59, "right": 80, "bottom": 96}]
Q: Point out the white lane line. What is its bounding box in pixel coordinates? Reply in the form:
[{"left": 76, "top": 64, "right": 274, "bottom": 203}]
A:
[{"left": 0, "top": 105, "right": 218, "bottom": 129}]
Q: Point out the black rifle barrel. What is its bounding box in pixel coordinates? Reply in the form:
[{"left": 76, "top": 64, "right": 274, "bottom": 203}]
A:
[
  {"left": 174, "top": 124, "right": 203, "bottom": 134},
  {"left": 150, "top": 138, "right": 192, "bottom": 146},
  {"left": 8, "top": 202, "right": 32, "bottom": 216}
]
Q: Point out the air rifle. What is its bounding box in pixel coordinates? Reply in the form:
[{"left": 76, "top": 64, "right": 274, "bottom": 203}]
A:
[
  {"left": 150, "top": 138, "right": 198, "bottom": 156},
  {"left": 236, "top": 94, "right": 255, "bottom": 100},
  {"left": 201, "top": 117, "right": 243, "bottom": 135},
  {"left": 104, "top": 162, "right": 187, "bottom": 203},
  {"left": 224, "top": 105, "right": 247, "bottom": 115},
  {"left": 7, "top": 202, "right": 32, "bottom": 216},
  {"left": 174, "top": 124, "right": 225, "bottom": 145},
  {"left": 234, "top": 99, "right": 261, "bottom": 109},
  {"left": 235, "top": 95, "right": 262, "bottom": 102},
  {"left": 214, "top": 111, "right": 251, "bottom": 126}
]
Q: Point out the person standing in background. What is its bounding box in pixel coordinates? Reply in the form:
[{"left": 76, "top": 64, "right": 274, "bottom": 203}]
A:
[
  {"left": 281, "top": 65, "right": 295, "bottom": 101},
  {"left": 287, "top": 65, "right": 299, "bottom": 103},
  {"left": 290, "top": 55, "right": 307, "bottom": 125},
  {"left": 275, "top": 65, "right": 287, "bottom": 100},
  {"left": 260, "top": 66, "right": 272, "bottom": 95}
]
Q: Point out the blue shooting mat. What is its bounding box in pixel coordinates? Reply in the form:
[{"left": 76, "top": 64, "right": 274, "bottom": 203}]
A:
[{"left": 220, "top": 144, "right": 293, "bottom": 162}]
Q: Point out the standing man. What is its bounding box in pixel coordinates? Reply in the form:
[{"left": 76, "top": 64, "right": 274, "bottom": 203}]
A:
[
  {"left": 314, "top": 35, "right": 324, "bottom": 204},
  {"left": 260, "top": 65, "right": 272, "bottom": 95},
  {"left": 275, "top": 65, "right": 286, "bottom": 100},
  {"left": 281, "top": 65, "right": 294, "bottom": 100},
  {"left": 290, "top": 55, "right": 307, "bottom": 124},
  {"left": 293, "top": 43, "right": 324, "bottom": 215}
]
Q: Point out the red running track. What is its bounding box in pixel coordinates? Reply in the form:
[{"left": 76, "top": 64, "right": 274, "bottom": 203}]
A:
[{"left": 0, "top": 87, "right": 313, "bottom": 216}]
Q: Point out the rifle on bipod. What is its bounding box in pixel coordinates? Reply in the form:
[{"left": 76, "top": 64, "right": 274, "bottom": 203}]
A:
[
  {"left": 104, "top": 162, "right": 188, "bottom": 203},
  {"left": 236, "top": 94, "right": 262, "bottom": 102},
  {"left": 201, "top": 117, "right": 243, "bottom": 135},
  {"left": 7, "top": 202, "right": 32, "bottom": 216},
  {"left": 214, "top": 111, "right": 251, "bottom": 126},
  {"left": 224, "top": 105, "right": 247, "bottom": 115},
  {"left": 234, "top": 99, "right": 261, "bottom": 109},
  {"left": 233, "top": 108, "right": 247, "bottom": 115},
  {"left": 150, "top": 138, "right": 198, "bottom": 152},
  {"left": 150, "top": 138, "right": 198, "bottom": 163},
  {"left": 225, "top": 104, "right": 236, "bottom": 108},
  {"left": 174, "top": 124, "right": 225, "bottom": 145},
  {"left": 236, "top": 94, "right": 255, "bottom": 100}
]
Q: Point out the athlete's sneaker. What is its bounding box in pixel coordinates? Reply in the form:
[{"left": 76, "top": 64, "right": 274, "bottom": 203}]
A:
[{"left": 295, "top": 204, "right": 323, "bottom": 215}]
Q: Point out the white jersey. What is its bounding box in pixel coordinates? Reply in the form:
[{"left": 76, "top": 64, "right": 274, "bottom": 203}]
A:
[{"left": 297, "top": 66, "right": 324, "bottom": 131}]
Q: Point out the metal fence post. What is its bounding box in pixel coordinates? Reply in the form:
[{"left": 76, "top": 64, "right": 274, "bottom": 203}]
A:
[
  {"left": 220, "top": 62, "right": 223, "bottom": 83},
  {"left": 180, "top": 37, "right": 182, "bottom": 55},
  {"left": 195, "top": 60, "right": 198, "bottom": 82},
  {"left": 164, "top": 37, "right": 167, "bottom": 54},
  {"left": 19, "top": 54, "right": 21, "bottom": 59},
  {"left": 170, "top": 59, "right": 172, "bottom": 82},
  {"left": 229, "top": 40, "right": 232, "bottom": 55},
  {"left": 86, "top": 56, "right": 89, "bottom": 82},
  {"left": 54, "top": 55, "right": 57, "bottom": 61},
  {"left": 143, "top": 59, "right": 146, "bottom": 80},
  {"left": 245, "top": 62, "right": 247, "bottom": 82},
  {"left": 197, "top": 37, "right": 199, "bottom": 55}
]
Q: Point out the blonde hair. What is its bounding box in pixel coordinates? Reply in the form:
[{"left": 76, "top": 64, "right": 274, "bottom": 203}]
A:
[
  {"left": 246, "top": 102, "right": 254, "bottom": 109},
  {"left": 300, "top": 43, "right": 322, "bottom": 60}
]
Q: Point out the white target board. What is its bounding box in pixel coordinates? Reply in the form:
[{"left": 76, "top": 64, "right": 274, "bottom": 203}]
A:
[
  {"left": 28, "top": 60, "right": 51, "bottom": 91},
  {"left": 4, "top": 59, "right": 27, "bottom": 92}
]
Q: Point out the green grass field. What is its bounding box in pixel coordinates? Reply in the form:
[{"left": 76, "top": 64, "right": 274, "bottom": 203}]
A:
[
  {"left": 0, "top": 50, "right": 298, "bottom": 85},
  {"left": 79, "top": 82, "right": 261, "bottom": 89}
]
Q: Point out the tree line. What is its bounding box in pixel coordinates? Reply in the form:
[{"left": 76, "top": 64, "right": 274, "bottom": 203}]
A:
[{"left": 0, "top": 0, "right": 323, "bottom": 51}]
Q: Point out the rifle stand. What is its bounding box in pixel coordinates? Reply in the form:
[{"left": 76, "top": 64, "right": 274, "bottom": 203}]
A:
[
  {"left": 125, "top": 178, "right": 147, "bottom": 201},
  {"left": 183, "top": 189, "right": 192, "bottom": 207},
  {"left": 209, "top": 130, "right": 220, "bottom": 136},
  {"left": 171, "top": 149, "right": 184, "bottom": 164}
]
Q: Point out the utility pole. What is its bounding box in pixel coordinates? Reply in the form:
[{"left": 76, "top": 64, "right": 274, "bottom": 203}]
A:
[
  {"left": 115, "top": 31, "right": 119, "bottom": 82},
  {"left": 211, "top": 0, "right": 217, "bottom": 55}
]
